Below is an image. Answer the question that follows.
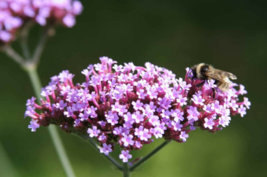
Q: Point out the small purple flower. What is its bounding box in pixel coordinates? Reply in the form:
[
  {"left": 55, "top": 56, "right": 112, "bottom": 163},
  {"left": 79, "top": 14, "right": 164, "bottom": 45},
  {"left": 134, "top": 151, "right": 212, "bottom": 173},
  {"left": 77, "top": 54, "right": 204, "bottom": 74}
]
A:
[
  {"left": 147, "top": 86, "right": 158, "bottom": 99},
  {"left": 187, "top": 106, "right": 200, "bottom": 122},
  {"left": 56, "top": 100, "right": 67, "bottom": 110},
  {"left": 98, "top": 121, "right": 106, "bottom": 127},
  {"left": 111, "top": 102, "right": 127, "bottom": 116},
  {"left": 179, "top": 131, "right": 189, "bottom": 142},
  {"left": 98, "top": 133, "right": 107, "bottom": 142},
  {"left": 28, "top": 120, "right": 40, "bottom": 132},
  {"left": 171, "top": 109, "right": 184, "bottom": 122},
  {"left": 203, "top": 118, "right": 215, "bottom": 130},
  {"left": 132, "top": 100, "right": 144, "bottom": 111},
  {"left": 238, "top": 105, "right": 246, "bottom": 117},
  {"left": 178, "top": 78, "right": 191, "bottom": 90},
  {"left": 206, "top": 79, "right": 217, "bottom": 88},
  {"left": 113, "top": 126, "right": 122, "bottom": 135},
  {"left": 63, "top": 14, "right": 76, "bottom": 27},
  {"left": 87, "top": 126, "right": 100, "bottom": 138},
  {"left": 26, "top": 97, "right": 36, "bottom": 107},
  {"left": 229, "top": 100, "right": 239, "bottom": 111},
  {"left": 243, "top": 97, "right": 251, "bottom": 109},
  {"left": 219, "top": 107, "right": 230, "bottom": 117},
  {"left": 151, "top": 123, "right": 166, "bottom": 138},
  {"left": 136, "top": 89, "right": 147, "bottom": 99},
  {"left": 58, "top": 70, "right": 72, "bottom": 83},
  {"left": 0, "top": 31, "right": 12, "bottom": 42},
  {"left": 119, "top": 150, "right": 132, "bottom": 163},
  {"left": 144, "top": 104, "right": 155, "bottom": 117},
  {"left": 135, "top": 141, "right": 143, "bottom": 148},
  {"left": 176, "top": 95, "right": 187, "bottom": 106},
  {"left": 100, "top": 143, "right": 113, "bottom": 155},
  {"left": 172, "top": 121, "right": 183, "bottom": 131},
  {"left": 64, "top": 107, "right": 74, "bottom": 117},
  {"left": 161, "top": 109, "right": 171, "bottom": 119},
  {"left": 213, "top": 100, "right": 222, "bottom": 113},
  {"left": 81, "top": 69, "right": 91, "bottom": 78},
  {"left": 192, "top": 91, "right": 205, "bottom": 105},
  {"left": 203, "top": 103, "right": 214, "bottom": 113},
  {"left": 149, "top": 115, "right": 160, "bottom": 126},
  {"left": 74, "top": 119, "right": 81, "bottom": 127},
  {"left": 219, "top": 116, "right": 231, "bottom": 127},
  {"left": 190, "top": 125, "right": 196, "bottom": 131},
  {"left": 238, "top": 85, "right": 247, "bottom": 95},
  {"left": 24, "top": 106, "right": 37, "bottom": 119},
  {"left": 139, "top": 128, "right": 151, "bottom": 141},
  {"left": 123, "top": 120, "right": 133, "bottom": 129},
  {"left": 121, "top": 134, "right": 134, "bottom": 147},
  {"left": 60, "top": 85, "right": 71, "bottom": 95},
  {"left": 78, "top": 111, "right": 90, "bottom": 121},
  {"left": 105, "top": 111, "right": 119, "bottom": 125},
  {"left": 132, "top": 111, "right": 144, "bottom": 123},
  {"left": 134, "top": 126, "right": 144, "bottom": 137}
]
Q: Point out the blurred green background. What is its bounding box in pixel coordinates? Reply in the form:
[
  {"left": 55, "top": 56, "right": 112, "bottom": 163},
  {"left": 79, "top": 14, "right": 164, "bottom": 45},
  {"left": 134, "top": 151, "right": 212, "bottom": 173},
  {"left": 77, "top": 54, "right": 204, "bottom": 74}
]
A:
[{"left": 0, "top": 0, "right": 266, "bottom": 177}]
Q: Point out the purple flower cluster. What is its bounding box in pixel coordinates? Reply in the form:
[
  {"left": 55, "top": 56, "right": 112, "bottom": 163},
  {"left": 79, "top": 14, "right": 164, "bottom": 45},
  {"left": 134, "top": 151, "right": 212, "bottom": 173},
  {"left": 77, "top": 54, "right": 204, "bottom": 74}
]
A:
[
  {"left": 24, "top": 57, "right": 250, "bottom": 163},
  {"left": 0, "top": 0, "right": 83, "bottom": 44}
]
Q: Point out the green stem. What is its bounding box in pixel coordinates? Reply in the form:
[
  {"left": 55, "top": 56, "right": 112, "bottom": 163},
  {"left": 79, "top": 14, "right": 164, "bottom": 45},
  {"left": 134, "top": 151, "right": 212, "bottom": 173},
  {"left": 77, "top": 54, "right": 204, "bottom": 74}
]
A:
[
  {"left": 2, "top": 46, "right": 25, "bottom": 66},
  {"left": 129, "top": 140, "right": 172, "bottom": 172},
  {"left": 25, "top": 67, "right": 76, "bottom": 177},
  {"left": 32, "top": 27, "right": 49, "bottom": 65},
  {"left": 123, "top": 163, "right": 130, "bottom": 177},
  {"left": 73, "top": 132, "right": 122, "bottom": 171},
  {"left": 20, "top": 22, "right": 32, "bottom": 60}
]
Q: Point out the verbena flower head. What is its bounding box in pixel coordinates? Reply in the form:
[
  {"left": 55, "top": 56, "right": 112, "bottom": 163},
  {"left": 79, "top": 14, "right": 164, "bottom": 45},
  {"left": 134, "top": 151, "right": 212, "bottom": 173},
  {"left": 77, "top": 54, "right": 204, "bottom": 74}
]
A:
[
  {"left": 0, "top": 0, "right": 83, "bottom": 44},
  {"left": 24, "top": 57, "right": 251, "bottom": 163}
]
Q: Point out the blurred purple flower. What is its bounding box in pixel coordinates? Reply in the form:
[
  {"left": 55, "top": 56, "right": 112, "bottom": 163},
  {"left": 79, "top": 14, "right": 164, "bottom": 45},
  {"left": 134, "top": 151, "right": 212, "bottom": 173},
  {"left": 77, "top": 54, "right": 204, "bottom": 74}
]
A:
[{"left": 0, "top": 0, "right": 83, "bottom": 44}]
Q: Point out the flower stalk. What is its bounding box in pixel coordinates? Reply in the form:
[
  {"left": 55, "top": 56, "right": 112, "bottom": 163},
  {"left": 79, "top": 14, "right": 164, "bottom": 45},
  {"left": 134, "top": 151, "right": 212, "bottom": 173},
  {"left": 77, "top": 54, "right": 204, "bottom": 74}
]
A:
[
  {"left": 20, "top": 22, "right": 33, "bottom": 60},
  {"left": 32, "top": 26, "right": 49, "bottom": 65},
  {"left": 73, "top": 132, "right": 122, "bottom": 171},
  {"left": 123, "top": 163, "right": 130, "bottom": 177},
  {"left": 130, "top": 140, "right": 172, "bottom": 172}
]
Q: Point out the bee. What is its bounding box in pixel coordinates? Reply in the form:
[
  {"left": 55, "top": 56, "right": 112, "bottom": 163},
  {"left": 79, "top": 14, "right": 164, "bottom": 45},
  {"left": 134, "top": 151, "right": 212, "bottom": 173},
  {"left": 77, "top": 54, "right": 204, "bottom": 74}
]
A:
[{"left": 191, "top": 63, "right": 237, "bottom": 96}]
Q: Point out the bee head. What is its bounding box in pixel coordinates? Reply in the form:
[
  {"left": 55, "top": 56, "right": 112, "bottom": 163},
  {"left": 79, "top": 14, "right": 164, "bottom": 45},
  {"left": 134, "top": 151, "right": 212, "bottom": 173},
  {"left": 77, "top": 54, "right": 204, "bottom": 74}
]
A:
[
  {"left": 192, "top": 63, "right": 211, "bottom": 79},
  {"left": 200, "top": 65, "right": 210, "bottom": 75}
]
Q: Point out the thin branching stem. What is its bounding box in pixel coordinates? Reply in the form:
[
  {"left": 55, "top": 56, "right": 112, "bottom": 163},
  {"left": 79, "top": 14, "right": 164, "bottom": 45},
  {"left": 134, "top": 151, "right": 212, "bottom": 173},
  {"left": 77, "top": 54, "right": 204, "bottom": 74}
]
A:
[
  {"left": 20, "top": 22, "right": 33, "bottom": 60},
  {"left": 73, "top": 132, "right": 123, "bottom": 171},
  {"left": 2, "top": 46, "right": 25, "bottom": 65},
  {"left": 130, "top": 140, "right": 172, "bottom": 172},
  {"left": 32, "top": 26, "right": 49, "bottom": 65}
]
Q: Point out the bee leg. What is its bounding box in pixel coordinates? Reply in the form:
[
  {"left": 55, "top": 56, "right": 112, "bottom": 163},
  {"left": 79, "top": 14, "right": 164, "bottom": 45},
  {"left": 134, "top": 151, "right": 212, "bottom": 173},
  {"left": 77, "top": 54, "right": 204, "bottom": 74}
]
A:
[{"left": 212, "top": 88, "right": 216, "bottom": 98}]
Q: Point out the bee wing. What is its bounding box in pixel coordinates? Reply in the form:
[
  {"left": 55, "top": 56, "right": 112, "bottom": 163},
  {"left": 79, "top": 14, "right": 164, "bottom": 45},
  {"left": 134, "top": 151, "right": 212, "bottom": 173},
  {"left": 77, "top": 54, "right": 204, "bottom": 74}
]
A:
[
  {"left": 206, "top": 69, "right": 237, "bottom": 82},
  {"left": 216, "top": 69, "right": 237, "bottom": 80},
  {"left": 226, "top": 72, "right": 237, "bottom": 80}
]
